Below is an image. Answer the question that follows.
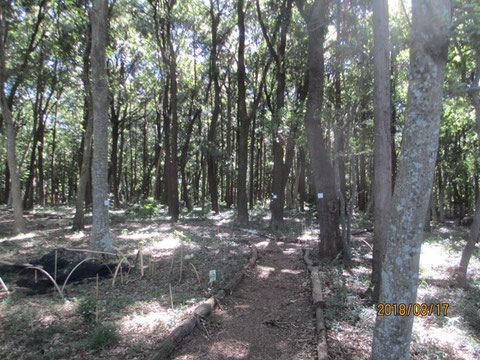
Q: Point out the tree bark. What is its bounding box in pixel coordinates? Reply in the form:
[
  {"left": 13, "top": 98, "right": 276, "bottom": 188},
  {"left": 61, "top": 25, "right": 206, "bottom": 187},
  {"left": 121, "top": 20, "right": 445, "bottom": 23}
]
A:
[
  {"left": 371, "top": 1, "right": 451, "bottom": 358},
  {"left": 207, "top": 0, "right": 221, "bottom": 214},
  {"left": 90, "top": 0, "right": 112, "bottom": 252},
  {"left": 370, "top": 0, "right": 392, "bottom": 302},
  {"left": 257, "top": 0, "right": 294, "bottom": 229},
  {"left": 236, "top": 0, "right": 249, "bottom": 225},
  {"left": 457, "top": 56, "right": 480, "bottom": 287},
  {"left": 296, "top": 0, "right": 343, "bottom": 259},
  {"left": 0, "top": 7, "right": 26, "bottom": 233},
  {"left": 73, "top": 22, "right": 93, "bottom": 231}
]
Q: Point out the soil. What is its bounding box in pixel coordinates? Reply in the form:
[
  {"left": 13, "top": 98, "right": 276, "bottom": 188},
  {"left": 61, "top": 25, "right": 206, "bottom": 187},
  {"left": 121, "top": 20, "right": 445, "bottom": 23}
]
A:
[
  {"left": 172, "top": 238, "right": 316, "bottom": 360},
  {"left": 1, "top": 207, "right": 480, "bottom": 360}
]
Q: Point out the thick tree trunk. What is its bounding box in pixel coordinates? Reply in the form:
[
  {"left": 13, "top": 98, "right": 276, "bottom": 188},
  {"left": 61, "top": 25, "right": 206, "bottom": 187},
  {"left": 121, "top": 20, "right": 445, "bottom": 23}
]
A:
[
  {"left": 90, "top": 0, "right": 112, "bottom": 252},
  {"left": 457, "top": 57, "right": 480, "bottom": 287},
  {"left": 297, "top": 0, "right": 342, "bottom": 259},
  {"left": 371, "top": 1, "right": 451, "bottom": 358},
  {"left": 370, "top": 0, "right": 392, "bottom": 302}
]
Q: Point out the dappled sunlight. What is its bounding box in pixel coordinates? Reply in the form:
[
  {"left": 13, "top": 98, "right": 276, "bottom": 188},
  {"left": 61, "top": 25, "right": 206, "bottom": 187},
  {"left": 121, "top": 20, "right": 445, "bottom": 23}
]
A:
[
  {"left": 1, "top": 232, "right": 37, "bottom": 242},
  {"left": 280, "top": 268, "right": 302, "bottom": 275},
  {"left": 257, "top": 265, "right": 276, "bottom": 279},
  {"left": 120, "top": 302, "right": 178, "bottom": 334},
  {"left": 420, "top": 243, "right": 453, "bottom": 271},
  {"left": 208, "top": 339, "right": 250, "bottom": 359},
  {"left": 68, "top": 231, "right": 86, "bottom": 241},
  {"left": 412, "top": 316, "right": 477, "bottom": 357}
]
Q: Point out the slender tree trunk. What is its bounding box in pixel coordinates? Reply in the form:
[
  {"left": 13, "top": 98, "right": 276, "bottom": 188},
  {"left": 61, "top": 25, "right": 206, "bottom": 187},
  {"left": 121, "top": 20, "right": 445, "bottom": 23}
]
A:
[
  {"left": 73, "top": 23, "right": 93, "bottom": 231},
  {"left": 168, "top": 47, "right": 179, "bottom": 221},
  {"left": 0, "top": 9, "right": 25, "bottom": 233},
  {"left": 37, "top": 117, "right": 46, "bottom": 206},
  {"left": 90, "top": 0, "right": 112, "bottom": 252},
  {"left": 236, "top": 0, "right": 249, "bottom": 225},
  {"left": 207, "top": 0, "right": 220, "bottom": 214},
  {"left": 225, "top": 74, "right": 234, "bottom": 208},
  {"left": 370, "top": 0, "right": 392, "bottom": 302},
  {"left": 371, "top": 1, "right": 451, "bottom": 358}
]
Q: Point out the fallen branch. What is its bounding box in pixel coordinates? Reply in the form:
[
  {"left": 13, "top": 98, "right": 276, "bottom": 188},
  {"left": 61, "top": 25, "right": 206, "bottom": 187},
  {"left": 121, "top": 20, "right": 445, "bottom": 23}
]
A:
[
  {"left": 351, "top": 227, "right": 373, "bottom": 236},
  {"left": 151, "top": 245, "right": 258, "bottom": 360},
  {"left": 303, "top": 249, "right": 328, "bottom": 360}
]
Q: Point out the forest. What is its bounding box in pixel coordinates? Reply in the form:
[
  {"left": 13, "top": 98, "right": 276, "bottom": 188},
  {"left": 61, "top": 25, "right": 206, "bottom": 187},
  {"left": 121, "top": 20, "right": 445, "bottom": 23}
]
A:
[{"left": 0, "top": 0, "right": 480, "bottom": 359}]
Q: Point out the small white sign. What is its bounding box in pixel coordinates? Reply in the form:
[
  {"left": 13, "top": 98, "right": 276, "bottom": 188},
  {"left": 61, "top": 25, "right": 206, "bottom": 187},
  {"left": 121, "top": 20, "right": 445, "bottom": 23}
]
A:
[
  {"left": 104, "top": 199, "right": 110, "bottom": 206},
  {"left": 317, "top": 193, "right": 324, "bottom": 199},
  {"left": 209, "top": 270, "right": 216, "bottom": 283},
  {"left": 272, "top": 194, "right": 278, "bottom": 200}
]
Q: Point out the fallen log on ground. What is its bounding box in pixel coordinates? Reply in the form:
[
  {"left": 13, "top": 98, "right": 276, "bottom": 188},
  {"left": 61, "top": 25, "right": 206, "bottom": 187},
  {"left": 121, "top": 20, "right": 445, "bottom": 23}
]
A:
[
  {"left": 303, "top": 249, "right": 328, "bottom": 360},
  {"left": 151, "top": 245, "right": 258, "bottom": 360},
  {"left": 351, "top": 227, "right": 373, "bottom": 235}
]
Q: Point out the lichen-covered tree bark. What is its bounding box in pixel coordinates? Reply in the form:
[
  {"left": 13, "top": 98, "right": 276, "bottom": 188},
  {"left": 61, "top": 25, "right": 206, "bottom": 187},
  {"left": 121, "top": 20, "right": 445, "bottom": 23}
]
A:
[
  {"left": 370, "top": 0, "right": 392, "bottom": 302},
  {"left": 371, "top": 1, "right": 451, "bottom": 359},
  {"left": 90, "top": 0, "right": 112, "bottom": 252}
]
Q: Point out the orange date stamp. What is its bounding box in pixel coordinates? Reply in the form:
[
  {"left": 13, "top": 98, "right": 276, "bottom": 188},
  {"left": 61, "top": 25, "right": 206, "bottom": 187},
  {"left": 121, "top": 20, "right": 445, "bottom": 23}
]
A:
[{"left": 376, "top": 303, "right": 449, "bottom": 317}]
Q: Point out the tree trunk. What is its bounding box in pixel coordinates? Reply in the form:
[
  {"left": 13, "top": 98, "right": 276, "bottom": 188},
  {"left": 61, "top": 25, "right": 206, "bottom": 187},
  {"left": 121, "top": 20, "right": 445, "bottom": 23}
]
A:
[
  {"left": 0, "top": 9, "right": 25, "bottom": 233},
  {"left": 207, "top": 0, "right": 220, "bottom": 214},
  {"left": 371, "top": 1, "right": 451, "bottom": 358},
  {"left": 90, "top": 0, "right": 112, "bottom": 252},
  {"left": 457, "top": 56, "right": 480, "bottom": 287},
  {"left": 73, "top": 23, "right": 93, "bottom": 231},
  {"left": 225, "top": 73, "right": 234, "bottom": 208},
  {"left": 236, "top": 0, "right": 249, "bottom": 225},
  {"left": 296, "top": 0, "right": 343, "bottom": 259},
  {"left": 257, "top": 0, "right": 293, "bottom": 229},
  {"left": 370, "top": 0, "right": 392, "bottom": 302}
]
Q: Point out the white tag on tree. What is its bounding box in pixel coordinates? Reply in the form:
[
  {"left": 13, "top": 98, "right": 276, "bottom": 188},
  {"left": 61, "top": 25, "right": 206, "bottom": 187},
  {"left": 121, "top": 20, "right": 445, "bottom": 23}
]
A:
[
  {"left": 317, "top": 193, "right": 324, "bottom": 199},
  {"left": 272, "top": 194, "right": 278, "bottom": 200},
  {"left": 104, "top": 199, "right": 110, "bottom": 206},
  {"left": 209, "top": 270, "right": 216, "bottom": 283}
]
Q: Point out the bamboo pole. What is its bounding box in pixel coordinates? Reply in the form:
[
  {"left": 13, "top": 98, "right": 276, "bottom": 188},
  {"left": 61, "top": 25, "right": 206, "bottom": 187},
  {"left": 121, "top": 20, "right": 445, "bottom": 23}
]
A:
[
  {"left": 95, "top": 274, "right": 99, "bottom": 323},
  {"left": 54, "top": 249, "right": 58, "bottom": 282},
  {"left": 0, "top": 276, "right": 9, "bottom": 294}
]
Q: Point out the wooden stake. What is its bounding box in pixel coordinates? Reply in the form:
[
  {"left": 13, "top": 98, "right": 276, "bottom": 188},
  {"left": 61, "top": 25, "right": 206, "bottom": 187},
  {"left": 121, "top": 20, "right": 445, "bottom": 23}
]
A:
[
  {"left": 190, "top": 263, "right": 201, "bottom": 284},
  {"left": 54, "top": 249, "right": 58, "bottom": 282},
  {"left": 169, "top": 249, "right": 176, "bottom": 275},
  {"left": 34, "top": 270, "right": 38, "bottom": 284},
  {"left": 95, "top": 274, "right": 99, "bottom": 323},
  {"left": 120, "top": 266, "right": 124, "bottom": 285},
  {"left": 139, "top": 251, "right": 144, "bottom": 278},
  {"left": 169, "top": 283, "right": 174, "bottom": 309},
  {"left": 179, "top": 246, "right": 183, "bottom": 283}
]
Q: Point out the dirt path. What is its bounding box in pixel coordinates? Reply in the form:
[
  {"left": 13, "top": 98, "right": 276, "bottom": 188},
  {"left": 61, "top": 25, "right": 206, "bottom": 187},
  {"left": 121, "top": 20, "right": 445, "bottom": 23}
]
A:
[{"left": 172, "top": 238, "right": 316, "bottom": 360}]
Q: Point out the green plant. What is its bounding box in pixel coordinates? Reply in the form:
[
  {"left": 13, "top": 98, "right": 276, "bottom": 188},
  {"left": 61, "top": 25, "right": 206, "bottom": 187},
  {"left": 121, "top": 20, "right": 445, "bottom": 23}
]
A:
[
  {"left": 77, "top": 297, "right": 96, "bottom": 324},
  {"left": 90, "top": 324, "right": 119, "bottom": 350}
]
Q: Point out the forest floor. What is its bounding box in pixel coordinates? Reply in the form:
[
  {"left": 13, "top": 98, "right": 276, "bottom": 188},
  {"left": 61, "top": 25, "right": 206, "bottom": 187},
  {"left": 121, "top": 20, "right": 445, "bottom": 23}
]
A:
[{"left": 0, "top": 205, "right": 480, "bottom": 359}]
